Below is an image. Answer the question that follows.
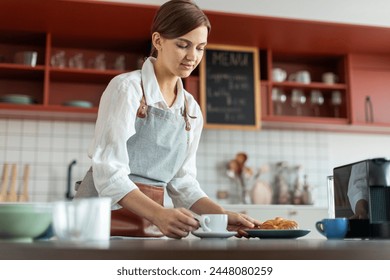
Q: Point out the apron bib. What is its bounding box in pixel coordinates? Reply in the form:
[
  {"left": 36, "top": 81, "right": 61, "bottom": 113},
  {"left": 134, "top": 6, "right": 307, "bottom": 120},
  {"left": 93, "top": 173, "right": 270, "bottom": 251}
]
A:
[{"left": 75, "top": 89, "right": 191, "bottom": 237}]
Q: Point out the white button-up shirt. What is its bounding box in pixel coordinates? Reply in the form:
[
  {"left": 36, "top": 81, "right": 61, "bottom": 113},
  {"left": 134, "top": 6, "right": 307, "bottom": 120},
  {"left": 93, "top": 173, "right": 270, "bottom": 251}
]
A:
[{"left": 88, "top": 57, "right": 207, "bottom": 210}]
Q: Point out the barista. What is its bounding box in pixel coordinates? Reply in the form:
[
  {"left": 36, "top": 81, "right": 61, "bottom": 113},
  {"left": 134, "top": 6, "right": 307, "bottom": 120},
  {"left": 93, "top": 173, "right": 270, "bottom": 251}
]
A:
[{"left": 75, "top": 0, "right": 261, "bottom": 238}]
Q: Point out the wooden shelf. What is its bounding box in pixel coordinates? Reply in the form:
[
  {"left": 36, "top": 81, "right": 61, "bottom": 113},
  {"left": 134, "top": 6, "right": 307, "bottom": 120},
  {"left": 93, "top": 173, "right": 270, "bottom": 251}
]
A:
[
  {"left": 271, "top": 81, "right": 347, "bottom": 90},
  {"left": 0, "top": 64, "right": 45, "bottom": 79},
  {"left": 0, "top": 106, "right": 97, "bottom": 122},
  {"left": 263, "top": 120, "right": 390, "bottom": 135},
  {"left": 263, "top": 115, "right": 349, "bottom": 125},
  {"left": 0, "top": 102, "right": 98, "bottom": 112}
]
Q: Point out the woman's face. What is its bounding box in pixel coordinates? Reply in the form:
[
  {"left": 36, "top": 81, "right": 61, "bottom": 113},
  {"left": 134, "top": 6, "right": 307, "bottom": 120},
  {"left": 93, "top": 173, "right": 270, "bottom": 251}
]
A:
[{"left": 154, "top": 26, "right": 208, "bottom": 78}]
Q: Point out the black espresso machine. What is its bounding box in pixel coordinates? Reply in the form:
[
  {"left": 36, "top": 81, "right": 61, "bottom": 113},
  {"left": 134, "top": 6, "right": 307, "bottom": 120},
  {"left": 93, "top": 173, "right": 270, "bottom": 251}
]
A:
[{"left": 333, "top": 158, "right": 390, "bottom": 239}]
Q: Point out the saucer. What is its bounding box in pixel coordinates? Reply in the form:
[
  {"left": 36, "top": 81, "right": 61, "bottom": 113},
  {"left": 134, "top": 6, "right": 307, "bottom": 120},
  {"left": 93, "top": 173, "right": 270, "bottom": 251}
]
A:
[{"left": 191, "top": 230, "right": 237, "bottom": 239}]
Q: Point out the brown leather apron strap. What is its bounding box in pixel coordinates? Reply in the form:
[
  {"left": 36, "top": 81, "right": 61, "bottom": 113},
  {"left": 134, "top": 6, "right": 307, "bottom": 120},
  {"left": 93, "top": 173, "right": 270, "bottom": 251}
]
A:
[
  {"left": 137, "top": 96, "right": 148, "bottom": 118},
  {"left": 137, "top": 77, "right": 195, "bottom": 130},
  {"left": 110, "top": 183, "right": 164, "bottom": 237},
  {"left": 182, "top": 92, "right": 197, "bottom": 131}
]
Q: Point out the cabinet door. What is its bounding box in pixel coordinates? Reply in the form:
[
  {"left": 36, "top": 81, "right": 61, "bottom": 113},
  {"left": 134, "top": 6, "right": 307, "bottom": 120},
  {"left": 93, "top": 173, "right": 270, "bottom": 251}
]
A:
[{"left": 349, "top": 54, "right": 390, "bottom": 125}]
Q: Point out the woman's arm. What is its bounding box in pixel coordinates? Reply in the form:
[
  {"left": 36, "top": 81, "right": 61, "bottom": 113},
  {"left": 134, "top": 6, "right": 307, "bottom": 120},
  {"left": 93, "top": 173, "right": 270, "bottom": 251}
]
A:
[
  {"left": 119, "top": 189, "right": 199, "bottom": 239},
  {"left": 91, "top": 75, "right": 142, "bottom": 207}
]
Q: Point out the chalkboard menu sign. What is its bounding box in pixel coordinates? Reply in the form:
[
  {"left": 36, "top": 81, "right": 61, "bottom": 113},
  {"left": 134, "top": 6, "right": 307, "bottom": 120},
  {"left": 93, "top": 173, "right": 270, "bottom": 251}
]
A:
[{"left": 200, "top": 44, "right": 260, "bottom": 130}]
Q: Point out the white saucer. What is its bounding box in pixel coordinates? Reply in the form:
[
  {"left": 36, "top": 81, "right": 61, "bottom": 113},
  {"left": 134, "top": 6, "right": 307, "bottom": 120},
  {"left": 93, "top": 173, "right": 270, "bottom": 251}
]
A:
[{"left": 191, "top": 230, "right": 237, "bottom": 239}]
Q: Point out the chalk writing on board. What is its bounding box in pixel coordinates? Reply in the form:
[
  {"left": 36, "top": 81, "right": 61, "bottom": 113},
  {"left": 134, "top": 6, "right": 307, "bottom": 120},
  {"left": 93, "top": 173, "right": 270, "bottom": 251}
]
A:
[{"left": 200, "top": 45, "right": 260, "bottom": 129}]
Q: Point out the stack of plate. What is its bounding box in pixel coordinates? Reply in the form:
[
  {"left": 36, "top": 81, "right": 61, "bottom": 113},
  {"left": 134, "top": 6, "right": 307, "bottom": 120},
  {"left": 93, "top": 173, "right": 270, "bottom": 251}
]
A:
[
  {"left": 0, "top": 94, "right": 34, "bottom": 104},
  {"left": 63, "top": 100, "right": 93, "bottom": 108}
]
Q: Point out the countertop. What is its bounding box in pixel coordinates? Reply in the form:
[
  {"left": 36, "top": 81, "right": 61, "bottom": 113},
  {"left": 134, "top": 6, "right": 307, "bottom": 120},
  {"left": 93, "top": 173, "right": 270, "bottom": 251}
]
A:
[{"left": 1, "top": 237, "right": 390, "bottom": 260}]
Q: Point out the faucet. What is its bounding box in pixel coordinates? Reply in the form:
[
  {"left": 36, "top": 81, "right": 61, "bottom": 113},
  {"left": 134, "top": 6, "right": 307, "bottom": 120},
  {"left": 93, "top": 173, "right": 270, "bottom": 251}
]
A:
[{"left": 66, "top": 160, "right": 77, "bottom": 200}]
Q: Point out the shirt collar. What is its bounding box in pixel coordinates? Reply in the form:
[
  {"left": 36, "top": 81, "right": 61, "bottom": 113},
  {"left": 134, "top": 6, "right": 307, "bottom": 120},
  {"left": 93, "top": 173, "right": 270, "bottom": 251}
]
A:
[{"left": 141, "top": 57, "right": 184, "bottom": 109}]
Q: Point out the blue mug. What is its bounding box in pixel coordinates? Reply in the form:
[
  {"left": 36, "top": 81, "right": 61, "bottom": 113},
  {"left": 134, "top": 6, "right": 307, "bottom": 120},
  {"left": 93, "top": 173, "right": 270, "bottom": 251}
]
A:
[{"left": 316, "top": 218, "right": 348, "bottom": 239}]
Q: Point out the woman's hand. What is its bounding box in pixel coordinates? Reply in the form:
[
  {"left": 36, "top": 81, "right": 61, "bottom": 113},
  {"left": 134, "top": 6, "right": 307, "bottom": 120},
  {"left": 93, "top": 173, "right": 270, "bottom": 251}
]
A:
[
  {"left": 152, "top": 207, "right": 199, "bottom": 239},
  {"left": 225, "top": 211, "right": 262, "bottom": 238},
  {"left": 189, "top": 197, "right": 262, "bottom": 238},
  {"left": 119, "top": 190, "right": 199, "bottom": 239}
]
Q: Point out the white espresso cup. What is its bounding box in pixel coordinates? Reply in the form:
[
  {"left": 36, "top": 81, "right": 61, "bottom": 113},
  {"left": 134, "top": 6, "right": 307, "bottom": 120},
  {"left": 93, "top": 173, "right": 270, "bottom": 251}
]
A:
[
  {"left": 14, "top": 51, "right": 38, "bottom": 67},
  {"left": 199, "top": 214, "right": 228, "bottom": 233},
  {"left": 289, "top": 70, "right": 311, "bottom": 84},
  {"left": 272, "top": 68, "right": 287, "bottom": 82},
  {"left": 322, "top": 72, "right": 338, "bottom": 84}
]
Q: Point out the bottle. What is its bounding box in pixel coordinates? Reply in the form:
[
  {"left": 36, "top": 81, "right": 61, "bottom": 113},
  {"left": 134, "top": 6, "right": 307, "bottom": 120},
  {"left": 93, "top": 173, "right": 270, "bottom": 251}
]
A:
[
  {"left": 302, "top": 174, "right": 313, "bottom": 205},
  {"left": 292, "top": 165, "right": 303, "bottom": 205}
]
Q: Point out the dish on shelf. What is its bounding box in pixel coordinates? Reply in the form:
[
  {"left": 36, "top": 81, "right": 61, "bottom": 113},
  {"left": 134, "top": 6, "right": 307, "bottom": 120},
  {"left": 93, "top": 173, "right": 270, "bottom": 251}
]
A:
[
  {"left": 63, "top": 100, "right": 93, "bottom": 108},
  {"left": 0, "top": 94, "right": 34, "bottom": 104},
  {"left": 245, "top": 229, "right": 310, "bottom": 239}
]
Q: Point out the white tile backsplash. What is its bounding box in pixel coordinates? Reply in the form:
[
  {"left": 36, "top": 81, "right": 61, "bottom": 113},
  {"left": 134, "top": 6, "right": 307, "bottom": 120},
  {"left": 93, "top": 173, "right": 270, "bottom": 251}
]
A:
[{"left": 1, "top": 118, "right": 390, "bottom": 208}]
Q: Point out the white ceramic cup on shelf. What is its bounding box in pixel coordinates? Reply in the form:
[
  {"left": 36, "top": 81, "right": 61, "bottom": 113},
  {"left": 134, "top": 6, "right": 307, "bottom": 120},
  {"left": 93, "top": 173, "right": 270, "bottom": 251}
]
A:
[
  {"left": 322, "top": 72, "right": 338, "bottom": 84},
  {"left": 198, "top": 214, "right": 228, "bottom": 233},
  {"left": 272, "top": 68, "right": 287, "bottom": 82},
  {"left": 289, "top": 70, "right": 311, "bottom": 84},
  {"left": 52, "top": 197, "right": 111, "bottom": 242},
  {"left": 14, "top": 51, "right": 38, "bottom": 67}
]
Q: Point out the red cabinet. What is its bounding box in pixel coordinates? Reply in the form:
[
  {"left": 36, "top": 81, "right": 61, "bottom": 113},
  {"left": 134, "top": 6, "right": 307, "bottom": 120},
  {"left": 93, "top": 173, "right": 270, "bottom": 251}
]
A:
[
  {"left": 262, "top": 51, "right": 349, "bottom": 125},
  {"left": 0, "top": 32, "right": 46, "bottom": 111},
  {"left": 0, "top": 31, "right": 145, "bottom": 121},
  {"left": 1, "top": 0, "right": 390, "bottom": 132},
  {"left": 349, "top": 54, "right": 390, "bottom": 126}
]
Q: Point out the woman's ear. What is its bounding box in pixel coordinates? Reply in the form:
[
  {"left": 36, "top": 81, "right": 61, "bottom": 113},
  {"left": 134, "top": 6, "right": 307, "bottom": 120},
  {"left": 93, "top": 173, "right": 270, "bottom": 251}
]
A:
[{"left": 152, "top": 32, "right": 162, "bottom": 52}]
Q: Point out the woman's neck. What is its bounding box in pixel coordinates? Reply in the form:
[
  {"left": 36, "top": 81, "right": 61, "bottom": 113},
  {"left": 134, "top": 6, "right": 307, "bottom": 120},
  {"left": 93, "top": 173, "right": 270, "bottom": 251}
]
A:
[{"left": 153, "top": 62, "right": 178, "bottom": 107}]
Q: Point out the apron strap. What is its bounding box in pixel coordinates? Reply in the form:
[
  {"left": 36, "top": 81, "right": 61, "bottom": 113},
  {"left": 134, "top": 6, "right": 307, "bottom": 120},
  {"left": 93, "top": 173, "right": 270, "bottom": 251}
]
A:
[
  {"left": 137, "top": 79, "right": 148, "bottom": 118},
  {"left": 137, "top": 95, "right": 148, "bottom": 118},
  {"left": 183, "top": 93, "right": 198, "bottom": 131},
  {"left": 136, "top": 77, "right": 195, "bottom": 130}
]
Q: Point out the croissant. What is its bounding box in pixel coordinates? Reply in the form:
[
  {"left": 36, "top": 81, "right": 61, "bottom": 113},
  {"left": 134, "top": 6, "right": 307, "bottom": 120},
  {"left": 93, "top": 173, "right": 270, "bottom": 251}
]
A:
[{"left": 258, "top": 217, "right": 298, "bottom": 230}]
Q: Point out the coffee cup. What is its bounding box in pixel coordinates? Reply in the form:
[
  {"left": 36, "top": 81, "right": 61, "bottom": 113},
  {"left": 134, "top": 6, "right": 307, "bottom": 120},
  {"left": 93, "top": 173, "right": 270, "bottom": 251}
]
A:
[
  {"left": 198, "top": 214, "right": 228, "bottom": 233},
  {"left": 14, "top": 51, "right": 38, "bottom": 67},
  {"left": 289, "top": 70, "right": 311, "bottom": 84},
  {"left": 322, "top": 72, "right": 338, "bottom": 84},
  {"left": 316, "top": 218, "right": 348, "bottom": 239},
  {"left": 272, "top": 68, "right": 287, "bottom": 82}
]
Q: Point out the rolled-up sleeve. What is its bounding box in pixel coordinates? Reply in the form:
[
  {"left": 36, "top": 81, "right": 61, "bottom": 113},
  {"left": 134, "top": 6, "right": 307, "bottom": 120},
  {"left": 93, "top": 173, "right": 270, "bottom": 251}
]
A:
[{"left": 89, "top": 74, "right": 142, "bottom": 209}]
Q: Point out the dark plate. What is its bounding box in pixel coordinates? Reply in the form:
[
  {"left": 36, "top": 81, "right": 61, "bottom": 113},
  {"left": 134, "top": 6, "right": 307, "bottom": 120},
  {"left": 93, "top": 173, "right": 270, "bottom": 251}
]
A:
[{"left": 245, "top": 229, "right": 310, "bottom": 239}]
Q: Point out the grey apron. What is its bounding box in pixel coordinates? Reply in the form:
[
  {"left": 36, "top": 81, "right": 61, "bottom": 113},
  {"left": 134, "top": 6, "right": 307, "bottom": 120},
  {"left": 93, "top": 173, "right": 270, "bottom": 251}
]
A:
[{"left": 74, "top": 85, "right": 192, "bottom": 236}]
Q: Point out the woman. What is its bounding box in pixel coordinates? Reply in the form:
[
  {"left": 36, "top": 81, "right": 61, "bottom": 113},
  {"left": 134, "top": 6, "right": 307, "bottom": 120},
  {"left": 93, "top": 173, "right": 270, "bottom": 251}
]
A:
[{"left": 75, "top": 0, "right": 261, "bottom": 239}]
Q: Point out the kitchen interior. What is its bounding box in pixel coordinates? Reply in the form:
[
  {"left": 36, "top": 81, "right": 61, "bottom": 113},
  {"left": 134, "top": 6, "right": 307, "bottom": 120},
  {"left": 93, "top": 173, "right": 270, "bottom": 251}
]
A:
[{"left": 1, "top": 0, "right": 390, "bottom": 260}]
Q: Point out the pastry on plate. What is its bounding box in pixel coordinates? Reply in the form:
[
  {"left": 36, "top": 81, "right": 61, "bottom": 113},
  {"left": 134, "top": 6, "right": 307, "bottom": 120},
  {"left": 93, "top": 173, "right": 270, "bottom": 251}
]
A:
[{"left": 257, "top": 217, "right": 298, "bottom": 230}]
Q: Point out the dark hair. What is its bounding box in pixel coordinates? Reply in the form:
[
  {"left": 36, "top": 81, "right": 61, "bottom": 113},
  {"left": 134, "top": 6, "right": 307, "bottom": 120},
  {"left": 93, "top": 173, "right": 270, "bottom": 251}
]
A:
[{"left": 150, "top": 0, "right": 211, "bottom": 57}]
